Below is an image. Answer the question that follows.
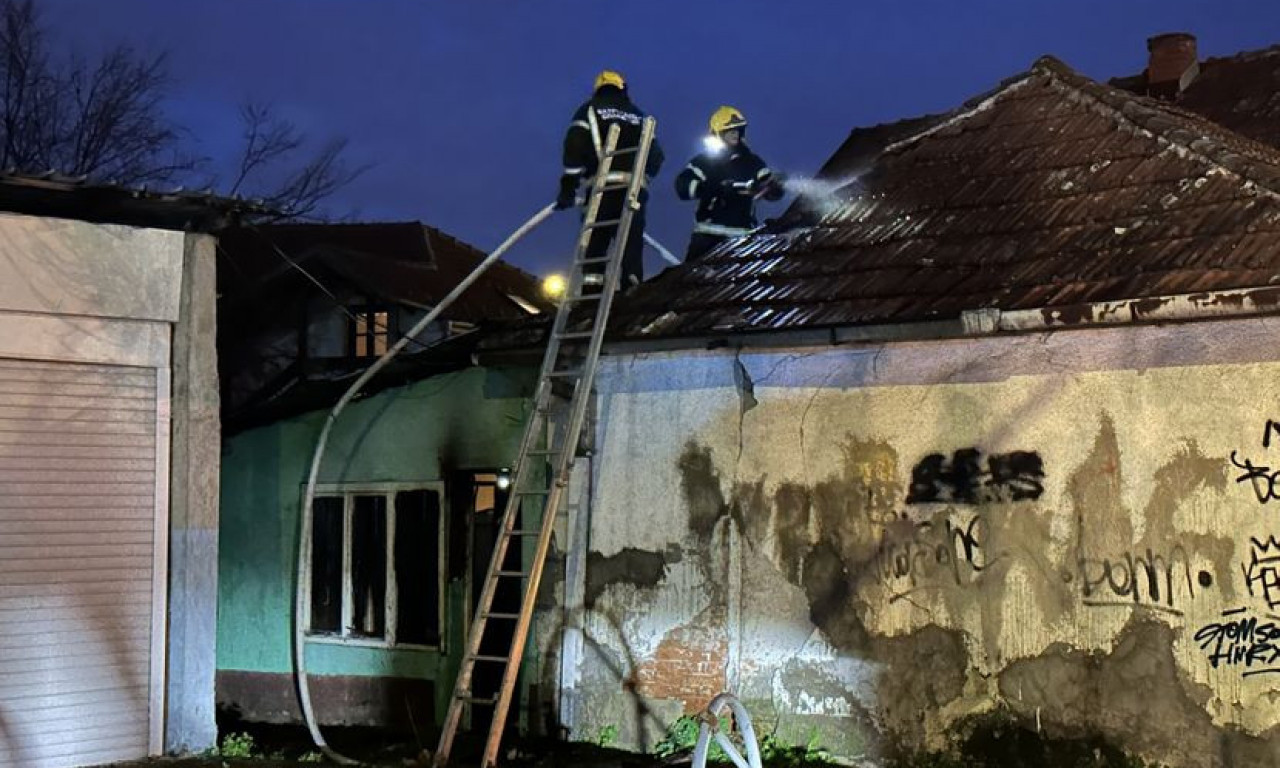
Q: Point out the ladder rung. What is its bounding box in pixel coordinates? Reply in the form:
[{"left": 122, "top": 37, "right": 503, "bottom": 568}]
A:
[
  {"left": 479, "top": 612, "right": 521, "bottom": 621},
  {"left": 507, "top": 529, "right": 540, "bottom": 536},
  {"left": 471, "top": 653, "right": 514, "bottom": 661},
  {"left": 585, "top": 218, "right": 622, "bottom": 229},
  {"left": 600, "top": 183, "right": 630, "bottom": 192},
  {"left": 459, "top": 695, "right": 496, "bottom": 705},
  {"left": 604, "top": 147, "right": 639, "bottom": 157},
  {"left": 548, "top": 368, "right": 583, "bottom": 378},
  {"left": 555, "top": 330, "right": 596, "bottom": 340},
  {"left": 524, "top": 448, "right": 561, "bottom": 456},
  {"left": 576, "top": 256, "right": 611, "bottom": 265},
  {"left": 566, "top": 293, "right": 603, "bottom": 302},
  {"left": 515, "top": 488, "right": 550, "bottom": 495},
  {"left": 495, "top": 570, "right": 530, "bottom": 578}
]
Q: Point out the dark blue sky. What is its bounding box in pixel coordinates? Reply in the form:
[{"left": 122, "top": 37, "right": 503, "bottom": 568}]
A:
[{"left": 39, "top": 1, "right": 1280, "bottom": 277}]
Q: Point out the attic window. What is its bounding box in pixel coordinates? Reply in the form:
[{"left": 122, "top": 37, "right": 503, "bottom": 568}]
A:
[{"left": 349, "top": 305, "right": 395, "bottom": 357}]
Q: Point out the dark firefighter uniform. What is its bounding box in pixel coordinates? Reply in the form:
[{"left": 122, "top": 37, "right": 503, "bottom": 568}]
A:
[
  {"left": 675, "top": 106, "right": 783, "bottom": 260},
  {"left": 557, "top": 70, "right": 664, "bottom": 289}
]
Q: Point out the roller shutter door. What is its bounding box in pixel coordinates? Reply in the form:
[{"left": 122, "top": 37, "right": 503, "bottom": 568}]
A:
[{"left": 0, "top": 358, "right": 162, "bottom": 768}]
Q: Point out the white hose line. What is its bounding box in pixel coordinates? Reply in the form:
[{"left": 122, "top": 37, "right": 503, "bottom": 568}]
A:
[
  {"left": 643, "top": 232, "right": 681, "bottom": 265},
  {"left": 291, "top": 204, "right": 557, "bottom": 765},
  {"left": 692, "top": 693, "right": 763, "bottom": 768}
]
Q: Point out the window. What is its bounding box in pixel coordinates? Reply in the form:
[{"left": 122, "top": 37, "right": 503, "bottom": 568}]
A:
[
  {"left": 307, "top": 485, "right": 443, "bottom": 647},
  {"left": 349, "top": 305, "right": 395, "bottom": 358}
]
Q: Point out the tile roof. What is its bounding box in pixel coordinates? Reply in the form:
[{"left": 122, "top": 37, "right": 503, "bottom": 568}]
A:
[
  {"left": 609, "top": 56, "right": 1280, "bottom": 340},
  {"left": 1112, "top": 44, "right": 1280, "bottom": 151},
  {"left": 218, "top": 221, "right": 552, "bottom": 323}
]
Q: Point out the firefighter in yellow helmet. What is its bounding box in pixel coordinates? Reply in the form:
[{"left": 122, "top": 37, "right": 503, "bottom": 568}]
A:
[
  {"left": 675, "top": 106, "right": 784, "bottom": 260},
  {"left": 557, "top": 70, "right": 664, "bottom": 289}
]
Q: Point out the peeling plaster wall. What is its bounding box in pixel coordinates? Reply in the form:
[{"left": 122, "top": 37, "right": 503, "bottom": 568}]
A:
[{"left": 568, "top": 315, "right": 1280, "bottom": 766}]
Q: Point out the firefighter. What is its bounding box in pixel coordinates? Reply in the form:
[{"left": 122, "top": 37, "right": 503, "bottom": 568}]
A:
[
  {"left": 675, "top": 106, "right": 784, "bottom": 260},
  {"left": 556, "top": 69, "right": 664, "bottom": 290}
]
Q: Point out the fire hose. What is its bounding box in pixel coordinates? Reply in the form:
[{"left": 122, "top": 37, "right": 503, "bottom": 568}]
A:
[
  {"left": 291, "top": 204, "right": 556, "bottom": 765},
  {"left": 693, "top": 693, "right": 763, "bottom": 768},
  {"left": 288, "top": 202, "right": 681, "bottom": 763}
]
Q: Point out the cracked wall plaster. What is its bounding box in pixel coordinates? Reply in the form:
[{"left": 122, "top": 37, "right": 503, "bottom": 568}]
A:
[{"left": 561, "top": 316, "right": 1280, "bottom": 765}]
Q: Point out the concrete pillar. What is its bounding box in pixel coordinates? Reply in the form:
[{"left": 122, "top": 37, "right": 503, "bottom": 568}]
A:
[{"left": 165, "top": 232, "right": 221, "bottom": 753}]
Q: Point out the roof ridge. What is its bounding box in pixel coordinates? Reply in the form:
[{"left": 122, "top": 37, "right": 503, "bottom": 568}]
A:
[
  {"left": 420, "top": 223, "right": 546, "bottom": 293},
  {"left": 879, "top": 68, "right": 1039, "bottom": 157},
  {"left": 1201, "top": 42, "right": 1280, "bottom": 66},
  {"left": 1033, "top": 55, "right": 1280, "bottom": 204}
]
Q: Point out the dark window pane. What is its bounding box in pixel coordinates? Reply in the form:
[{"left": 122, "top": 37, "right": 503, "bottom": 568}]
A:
[
  {"left": 396, "top": 490, "right": 441, "bottom": 645},
  {"left": 351, "top": 495, "right": 387, "bottom": 638},
  {"left": 310, "top": 497, "right": 344, "bottom": 634}
]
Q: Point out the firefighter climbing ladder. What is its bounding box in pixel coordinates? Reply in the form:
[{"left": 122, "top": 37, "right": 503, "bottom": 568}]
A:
[{"left": 433, "top": 117, "right": 657, "bottom": 768}]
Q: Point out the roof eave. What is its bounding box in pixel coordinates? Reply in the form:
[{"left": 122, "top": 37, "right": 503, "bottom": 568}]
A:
[{"left": 600, "top": 283, "right": 1280, "bottom": 356}]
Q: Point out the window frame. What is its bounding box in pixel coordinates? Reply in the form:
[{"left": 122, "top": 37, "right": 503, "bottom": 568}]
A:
[
  {"left": 347, "top": 303, "right": 396, "bottom": 359},
  {"left": 304, "top": 481, "right": 446, "bottom": 651}
]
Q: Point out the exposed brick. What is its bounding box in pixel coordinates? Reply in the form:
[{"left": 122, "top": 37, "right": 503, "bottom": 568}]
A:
[{"left": 634, "top": 621, "right": 729, "bottom": 712}]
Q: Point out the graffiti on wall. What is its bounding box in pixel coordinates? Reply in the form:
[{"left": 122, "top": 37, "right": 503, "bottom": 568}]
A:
[
  {"left": 1243, "top": 536, "right": 1280, "bottom": 610},
  {"left": 1194, "top": 607, "right": 1280, "bottom": 677},
  {"left": 874, "top": 512, "right": 989, "bottom": 603},
  {"left": 1230, "top": 419, "right": 1280, "bottom": 504},
  {"left": 906, "top": 449, "right": 1045, "bottom": 505},
  {"left": 1078, "top": 547, "right": 1210, "bottom": 616},
  {"left": 873, "top": 444, "right": 1043, "bottom": 603}
]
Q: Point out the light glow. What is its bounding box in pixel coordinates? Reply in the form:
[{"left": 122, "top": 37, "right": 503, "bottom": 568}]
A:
[
  {"left": 541, "top": 273, "right": 567, "bottom": 299},
  {"left": 703, "top": 135, "right": 726, "bottom": 154}
]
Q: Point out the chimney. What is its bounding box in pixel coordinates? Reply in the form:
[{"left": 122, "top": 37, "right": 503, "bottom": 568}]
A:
[{"left": 1146, "top": 32, "right": 1199, "bottom": 97}]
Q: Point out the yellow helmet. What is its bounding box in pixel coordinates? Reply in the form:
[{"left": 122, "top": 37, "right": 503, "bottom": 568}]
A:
[
  {"left": 709, "top": 105, "right": 748, "bottom": 135},
  {"left": 594, "top": 70, "right": 626, "bottom": 91}
]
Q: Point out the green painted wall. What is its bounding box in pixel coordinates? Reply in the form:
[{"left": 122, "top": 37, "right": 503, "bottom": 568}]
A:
[{"left": 217, "top": 365, "right": 535, "bottom": 695}]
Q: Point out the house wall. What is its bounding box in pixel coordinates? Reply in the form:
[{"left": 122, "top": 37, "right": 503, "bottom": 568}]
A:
[
  {"left": 0, "top": 212, "right": 208, "bottom": 759},
  {"left": 217, "top": 365, "right": 535, "bottom": 728},
  {"left": 568, "top": 315, "right": 1280, "bottom": 767}
]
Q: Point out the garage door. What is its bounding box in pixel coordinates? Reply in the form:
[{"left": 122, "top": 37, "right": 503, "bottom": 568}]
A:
[{"left": 0, "top": 358, "right": 164, "bottom": 768}]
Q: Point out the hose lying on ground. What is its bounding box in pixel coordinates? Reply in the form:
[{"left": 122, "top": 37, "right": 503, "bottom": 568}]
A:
[
  {"left": 290, "top": 204, "right": 556, "bottom": 765},
  {"left": 693, "top": 692, "right": 762, "bottom": 768}
]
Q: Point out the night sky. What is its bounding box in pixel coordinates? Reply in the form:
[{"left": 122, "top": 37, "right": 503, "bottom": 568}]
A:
[{"left": 39, "top": 1, "right": 1280, "bottom": 278}]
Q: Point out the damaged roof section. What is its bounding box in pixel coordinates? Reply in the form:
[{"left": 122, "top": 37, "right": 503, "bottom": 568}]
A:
[
  {"left": 611, "top": 56, "right": 1280, "bottom": 340},
  {"left": 219, "top": 222, "right": 551, "bottom": 323}
]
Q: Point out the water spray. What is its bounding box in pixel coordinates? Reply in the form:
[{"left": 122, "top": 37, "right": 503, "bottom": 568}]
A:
[{"left": 778, "top": 173, "right": 864, "bottom": 219}]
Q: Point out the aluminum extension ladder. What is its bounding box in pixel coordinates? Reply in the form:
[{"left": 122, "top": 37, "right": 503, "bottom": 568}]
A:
[{"left": 433, "top": 117, "right": 657, "bottom": 768}]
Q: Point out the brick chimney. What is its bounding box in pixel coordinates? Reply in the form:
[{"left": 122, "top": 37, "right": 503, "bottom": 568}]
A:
[{"left": 1146, "top": 32, "right": 1199, "bottom": 97}]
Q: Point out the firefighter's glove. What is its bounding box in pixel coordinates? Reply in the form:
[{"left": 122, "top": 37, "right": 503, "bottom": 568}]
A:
[{"left": 555, "top": 176, "right": 579, "bottom": 210}]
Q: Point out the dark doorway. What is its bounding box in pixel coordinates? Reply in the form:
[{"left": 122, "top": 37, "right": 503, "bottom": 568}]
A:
[{"left": 449, "top": 470, "right": 523, "bottom": 736}]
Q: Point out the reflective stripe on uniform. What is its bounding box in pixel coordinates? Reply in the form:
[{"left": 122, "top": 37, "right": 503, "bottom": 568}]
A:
[
  {"left": 687, "top": 178, "right": 700, "bottom": 198},
  {"left": 756, "top": 167, "right": 772, "bottom": 179},
  {"left": 693, "top": 221, "right": 753, "bottom": 237},
  {"left": 570, "top": 120, "right": 591, "bottom": 132},
  {"left": 685, "top": 163, "right": 706, "bottom": 180},
  {"left": 587, "top": 108, "right": 603, "bottom": 159},
  {"left": 564, "top": 166, "right": 587, "bottom": 176},
  {"left": 604, "top": 171, "right": 631, "bottom": 183}
]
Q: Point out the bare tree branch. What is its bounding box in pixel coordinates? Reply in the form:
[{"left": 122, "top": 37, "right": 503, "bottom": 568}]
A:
[
  {"left": 228, "top": 102, "right": 368, "bottom": 220},
  {"left": 0, "top": 0, "right": 362, "bottom": 217}
]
